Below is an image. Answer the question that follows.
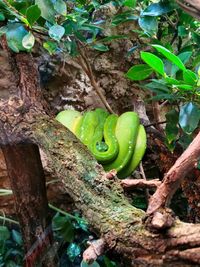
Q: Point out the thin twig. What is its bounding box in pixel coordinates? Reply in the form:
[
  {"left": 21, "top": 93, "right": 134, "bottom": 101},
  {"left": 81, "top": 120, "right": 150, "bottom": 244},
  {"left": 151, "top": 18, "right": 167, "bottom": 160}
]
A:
[
  {"left": 140, "top": 163, "right": 150, "bottom": 201},
  {"left": 77, "top": 44, "right": 115, "bottom": 114},
  {"left": 145, "top": 120, "right": 166, "bottom": 128}
]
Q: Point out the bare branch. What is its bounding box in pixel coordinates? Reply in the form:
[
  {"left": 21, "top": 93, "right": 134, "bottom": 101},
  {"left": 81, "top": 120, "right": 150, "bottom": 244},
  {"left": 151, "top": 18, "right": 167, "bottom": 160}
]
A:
[
  {"left": 83, "top": 239, "right": 105, "bottom": 264},
  {"left": 121, "top": 178, "right": 161, "bottom": 189},
  {"left": 147, "top": 131, "right": 200, "bottom": 215}
]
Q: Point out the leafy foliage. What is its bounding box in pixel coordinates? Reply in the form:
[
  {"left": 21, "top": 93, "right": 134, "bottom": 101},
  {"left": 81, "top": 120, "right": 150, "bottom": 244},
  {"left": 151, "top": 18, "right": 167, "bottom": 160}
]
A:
[
  {"left": 126, "top": 43, "right": 200, "bottom": 150},
  {"left": 0, "top": 226, "right": 23, "bottom": 267}
]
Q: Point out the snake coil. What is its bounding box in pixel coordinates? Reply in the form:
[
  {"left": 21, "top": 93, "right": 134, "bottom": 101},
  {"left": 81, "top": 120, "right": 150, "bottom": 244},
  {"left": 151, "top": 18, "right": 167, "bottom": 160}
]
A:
[{"left": 56, "top": 108, "right": 147, "bottom": 178}]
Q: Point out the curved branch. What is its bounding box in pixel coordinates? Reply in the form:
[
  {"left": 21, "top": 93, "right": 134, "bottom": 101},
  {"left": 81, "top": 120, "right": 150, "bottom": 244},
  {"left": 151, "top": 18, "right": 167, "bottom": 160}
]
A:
[{"left": 147, "top": 131, "right": 200, "bottom": 215}]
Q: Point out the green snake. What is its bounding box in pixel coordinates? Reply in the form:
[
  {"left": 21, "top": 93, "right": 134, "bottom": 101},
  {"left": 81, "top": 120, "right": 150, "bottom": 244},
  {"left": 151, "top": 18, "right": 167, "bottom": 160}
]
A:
[{"left": 56, "top": 108, "right": 146, "bottom": 178}]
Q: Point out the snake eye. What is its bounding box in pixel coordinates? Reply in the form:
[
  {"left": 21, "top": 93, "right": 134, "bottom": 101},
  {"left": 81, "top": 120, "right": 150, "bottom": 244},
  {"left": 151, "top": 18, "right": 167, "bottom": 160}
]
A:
[{"left": 96, "top": 141, "right": 108, "bottom": 152}]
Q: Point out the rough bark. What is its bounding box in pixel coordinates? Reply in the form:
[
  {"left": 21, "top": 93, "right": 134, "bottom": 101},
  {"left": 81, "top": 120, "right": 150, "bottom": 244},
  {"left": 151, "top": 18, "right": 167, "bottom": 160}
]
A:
[
  {"left": 0, "top": 44, "right": 57, "bottom": 266},
  {"left": 2, "top": 144, "right": 56, "bottom": 267}
]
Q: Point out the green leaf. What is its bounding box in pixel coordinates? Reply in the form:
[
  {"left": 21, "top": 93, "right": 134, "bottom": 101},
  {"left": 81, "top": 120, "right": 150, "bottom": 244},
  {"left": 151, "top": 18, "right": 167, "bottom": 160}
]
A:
[
  {"left": 6, "top": 24, "right": 28, "bottom": 52},
  {"left": 152, "top": 45, "right": 186, "bottom": 71},
  {"left": 101, "top": 35, "right": 128, "bottom": 42},
  {"left": 171, "top": 51, "right": 192, "bottom": 76},
  {"left": 49, "top": 25, "right": 65, "bottom": 42},
  {"left": 75, "top": 217, "right": 88, "bottom": 232},
  {"left": 67, "top": 243, "right": 81, "bottom": 262},
  {"left": 54, "top": 0, "right": 67, "bottom": 16},
  {"left": 0, "top": 226, "right": 10, "bottom": 242},
  {"left": 22, "top": 32, "right": 35, "bottom": 50},
  {"left": 183, "top": 70, "right": 197, "bottom": 86},
  {"left": 52, "top": 214, "right": 74, "bottom": 242},
  {"left": 178, "top": 133, "right": 193, "bottom": 149},
  {"left": 91, "top": 43, "right": 109, "bottom": 51},
  {"left": 176, "top": 84, "right": 193, "bottom": 91},
  {"left": 178, "top": 25, "right": 188, "bottom": 37},
  {"left": 123, "top": 0, "right": 136, "bottom": 8},
  {"left": 43, "top": 41, "right": 57, "bottom": 55},
  {"left": 150, "top": 93, "right": 178, "bottom": 101},
  {"left": 165, "top": 77, "right": 181, "bottom": 85},
  {"left": 0, "top": 26, "right": 7, "bottom": 37},
  {"left": 35, "top": 0, "right": 56, "bottom": 23},
  {"left": 112, "top": 11, "right": 137, "bottom": 26},
  {"left": 26, "top": 5, "right": 41, "bottom": 26},
  {"left": 141, "top": 1, "right": 175, "bottom": 16},
  {"left": 80, "top": 260, "right": 100, "bottom": 267},
  {"left": 132, "top": 196, "right": 147, "bottom": 210},
  {"left": 11, "top": 230, "right": 23, "bottom": 246},
  {"left": 141, "top": 52, "right": 165, "bottom": 76},
  {"left": 138, "top": 16, "right": 158, "bottom": 36},
  {"left": 179, "top": 102, "right": 200, "bottom": 134},
  {"left": 103, "top": 256, "right": 117, "bottom": 267},
  {"left": 145, "top": 80, "right": 169, "bottom": 93},
  {"left": 165, "top": 110, "right": 179, "bottom": 144},
  {"left": 0, "top": 12, "right": 5, "bottom": 21},
  {"left": 126, "top": 64, "right": 153, "bottom": 81}
]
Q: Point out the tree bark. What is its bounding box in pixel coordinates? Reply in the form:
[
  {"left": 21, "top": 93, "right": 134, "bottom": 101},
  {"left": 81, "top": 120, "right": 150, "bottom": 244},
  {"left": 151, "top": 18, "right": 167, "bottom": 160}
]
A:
[
  {"left": 2, "top": 143, "right": 56, "bottom": 267},
  {"left": 0, "top": 42, "right": 57, "bottom": 266}
]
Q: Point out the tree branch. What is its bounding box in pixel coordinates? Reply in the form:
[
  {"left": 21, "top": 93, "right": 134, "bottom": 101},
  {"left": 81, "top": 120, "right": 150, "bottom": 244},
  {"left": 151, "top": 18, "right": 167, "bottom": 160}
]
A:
[{"left": 147, "top": 131, "right": 200, "bottom": 215}]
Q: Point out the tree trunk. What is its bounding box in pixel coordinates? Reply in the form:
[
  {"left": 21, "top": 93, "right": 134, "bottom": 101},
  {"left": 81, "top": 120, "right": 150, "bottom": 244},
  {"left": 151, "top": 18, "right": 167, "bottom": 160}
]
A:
[{"left": 2, "top": 143, "right": 57, "bottom": 267}]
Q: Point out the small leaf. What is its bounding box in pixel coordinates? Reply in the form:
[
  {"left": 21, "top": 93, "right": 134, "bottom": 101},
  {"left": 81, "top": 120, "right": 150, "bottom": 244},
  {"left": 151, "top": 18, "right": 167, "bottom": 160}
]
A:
[
  {"left": 43, "top": 41, "right": 58, "bottom": 55},
  {"left": 179, "top": 102, "right": 200, "bottom": 134},
  {"left": 35, "top": 0, "right": 56, "bottom": 23},
  {"left": 176, "top": 84, "right": 193, "bottom": 91},
  {"left": 6, "top": 24, "right": 28, "bottom": 52},
  {"left": 12, "top": 230, "right": 23, "bottom": 246},
  {"left": 141, "top": 2, "right": 175, "bottom": 16},
  {"left": 0, "top": 226, "right": 10, "bottom": 241},
  {"left": 54, "top": 0, "right": 67, "bottom": 16},
  {"left": 152, "top": 45, "right": 186, "bottom": 71},
  {"left": 26, "top": 5, "right": 41, "bottom": 26},
  {"left": 171, "top": 51, "right": 192, "bottom": 76},
  {"left": 178, "top": 134, "right": 193, "bottom": 149},
  {"left": 145, "top": 80, "right": 169, "bottom": 93},
  {"left": 91, "top": 43, "right": 109, "bottom": 51},
  {"left": 52, "top": 214, "right": 74, "bottom": 242},
  {"left": 165, "top": 77, "right": 181, "bottom": 85},
  {"left": 0, "top": 26, "right": 7, "bottom": 37},
  {"left": 183, "top": 70, "right": 197, "bottom": 85},
  {"left": 81, "top": 260, "right": 100, "bottom": 267},
  {"left": 67, "top": 243, "right": 81, "bottom": 262},
  {"left": 126, "top": 64, "right": 153, "bottom": 81},
  {"left": 101, "top": 35, "right": 128, "bottom": 42},
  {"left": 138, "top": 16, "right": 158, "bottom": 35},
  {"left": 165, "top": 110, "right": 179, "bottom": 144},
  {"left": 49, "top": 25, "right": 65, "bottom": 41},
  {"left": 0, "top": 12, "right": 5, "bottom": 21},
  {"left": 103, "top": 256, "right": 117, "bottom": 267},
  {"left": 123, "top": 0, "right": 136, "bottom": 8},
  {"left": 141, "top": 52, "right": 165, "bottom": 76},
  {"left": 22, "top": 32, "right": 35, "bottom": 50}
]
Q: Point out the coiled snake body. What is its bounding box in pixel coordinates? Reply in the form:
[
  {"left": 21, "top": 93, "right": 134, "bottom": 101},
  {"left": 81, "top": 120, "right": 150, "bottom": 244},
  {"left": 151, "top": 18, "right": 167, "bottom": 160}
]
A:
[{"left": 56, "top": 108, "right": 147, "bottom": 178}]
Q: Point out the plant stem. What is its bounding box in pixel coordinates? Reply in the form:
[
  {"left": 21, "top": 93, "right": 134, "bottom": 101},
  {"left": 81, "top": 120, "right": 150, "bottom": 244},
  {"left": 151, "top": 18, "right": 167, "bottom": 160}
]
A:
[
  {"left": 77, "top": 45, "right": 115, "bottom": 114},
  {"left": 0, "top": 215, "right": 19, "bottom": 225}
]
